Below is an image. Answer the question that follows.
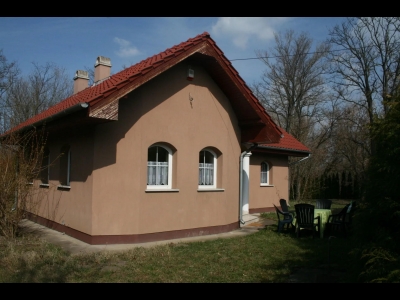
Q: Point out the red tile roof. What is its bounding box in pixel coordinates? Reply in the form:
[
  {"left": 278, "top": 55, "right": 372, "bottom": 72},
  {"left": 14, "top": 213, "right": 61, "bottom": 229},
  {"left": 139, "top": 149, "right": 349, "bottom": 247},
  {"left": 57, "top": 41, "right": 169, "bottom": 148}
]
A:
[
  {"left": 5, "top": 33, "right": 207, "bottom": 133},
  {"left": 6, "top": 32, "right": 310, "bottom": 154},
  {"left": 259, "top": 129, "right": 311, "bottom": 153}
]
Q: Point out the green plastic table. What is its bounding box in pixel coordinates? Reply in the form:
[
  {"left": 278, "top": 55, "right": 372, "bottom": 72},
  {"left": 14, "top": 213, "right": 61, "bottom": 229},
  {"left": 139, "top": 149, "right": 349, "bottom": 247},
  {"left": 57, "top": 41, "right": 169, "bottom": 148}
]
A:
[
  {"left": 293, "top": 208, "right": 332, "bottom": 238},
  {"left": 314, "top": 209, "right": 332, "bottom": 238}
]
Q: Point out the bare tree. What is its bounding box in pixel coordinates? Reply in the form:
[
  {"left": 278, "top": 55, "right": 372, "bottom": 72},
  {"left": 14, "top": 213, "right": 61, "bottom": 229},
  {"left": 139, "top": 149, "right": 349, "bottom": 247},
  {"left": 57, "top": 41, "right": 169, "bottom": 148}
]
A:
[
  {"left": 0, "top": 49, "right": 20, "bottom": 133},
  {"left": 3, "top": 62, "right": 73, "bottom": 130},
  {"left": 83, "top": 65, "right": 94, "bottom": 86},
  {"left": 0, "top": 129, "right": 46, "bottom": 238},
  {"left": 252, "top": 30, "right": 333, "bottom": 200},
  {"left": 328, "top": 17, "right": 400, "bottom": 155},
  {"left": 0, "top": 50, "right": 20, "bottom": 98},
  {"left": 253, "top": 29, "right": 331, "bottom": 142},
  {"left": 325, "top": 103, "right": 370, "bottom": 197}
]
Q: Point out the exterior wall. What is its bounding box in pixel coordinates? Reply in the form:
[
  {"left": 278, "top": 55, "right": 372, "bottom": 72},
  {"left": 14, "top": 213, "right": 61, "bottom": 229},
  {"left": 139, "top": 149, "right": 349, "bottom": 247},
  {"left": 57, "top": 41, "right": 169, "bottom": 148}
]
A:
[
  {"left": 248, "top": 152, "right": 289, "bottom": 213},
  {"left": 26, "top": 60, "right": 294, "bottom": 243},
  {"left": 30, "top": 127, "right": 95, "bottom": 235},
  {"left": 90, "top": 61, "right": 242, "bottom": 236}
]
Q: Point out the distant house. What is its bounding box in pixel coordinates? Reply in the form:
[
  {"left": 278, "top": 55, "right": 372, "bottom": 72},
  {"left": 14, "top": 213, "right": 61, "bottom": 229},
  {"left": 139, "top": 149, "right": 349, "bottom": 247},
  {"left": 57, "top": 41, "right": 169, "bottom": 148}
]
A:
[{"left": 8, "top": 32, "right": 310, "bottom": 245}]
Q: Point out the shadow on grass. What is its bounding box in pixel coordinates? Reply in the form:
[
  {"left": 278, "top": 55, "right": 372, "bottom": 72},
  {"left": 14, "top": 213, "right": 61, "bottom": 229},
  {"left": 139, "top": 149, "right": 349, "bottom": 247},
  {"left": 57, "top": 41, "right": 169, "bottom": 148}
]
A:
[
  {"left": 8, "top": 258, "right": 69, "bottom": 283},
  {"left": 254, "top": 223, "right": 360, "bottom": 283},
  {"left": 1, "top": 201, "right": 362, "bottom": 283},
  {"left": 0, "top": 232, "right": 79, "bottom": 283},
  {"left": 1, "top": 226, "right": 360, "bottom": 283},
  {"left": 255, "top": 200, "right": 361, "bottom": 282}
]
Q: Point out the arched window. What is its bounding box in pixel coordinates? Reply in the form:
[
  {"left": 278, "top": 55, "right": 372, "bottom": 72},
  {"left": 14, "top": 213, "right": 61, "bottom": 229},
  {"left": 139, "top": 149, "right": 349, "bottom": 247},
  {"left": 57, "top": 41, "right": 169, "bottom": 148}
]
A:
[
  {"left": 59, "top": 145, "right": 71, "bottom": 187},
  {"left": 260, "top": 161, "right": 269, "bottom": 185},
  {"left": 40, "top": 147, "right": 50, "bottom": 185},
  {"left": 147, "top": 145, "right": 172, "bottom": 189},
  {"left": 199, "top": 149, "right": 217, "bottom": 188}
]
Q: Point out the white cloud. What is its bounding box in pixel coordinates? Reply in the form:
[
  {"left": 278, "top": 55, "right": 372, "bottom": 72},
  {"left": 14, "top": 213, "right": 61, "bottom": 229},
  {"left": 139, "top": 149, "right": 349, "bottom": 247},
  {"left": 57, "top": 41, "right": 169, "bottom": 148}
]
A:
[
  {"left": 211, "top": 17, "right": 290, "bottom": 49},
  {"left": 114, "top": 37, "right": 140, "bottom": 58}
]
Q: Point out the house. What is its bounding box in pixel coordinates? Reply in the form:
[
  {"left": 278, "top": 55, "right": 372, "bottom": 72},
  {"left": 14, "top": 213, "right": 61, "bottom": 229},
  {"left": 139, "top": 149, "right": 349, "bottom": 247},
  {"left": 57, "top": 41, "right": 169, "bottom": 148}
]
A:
[{"left": 9, "top": 32, "right": 310, "bottom": 245}]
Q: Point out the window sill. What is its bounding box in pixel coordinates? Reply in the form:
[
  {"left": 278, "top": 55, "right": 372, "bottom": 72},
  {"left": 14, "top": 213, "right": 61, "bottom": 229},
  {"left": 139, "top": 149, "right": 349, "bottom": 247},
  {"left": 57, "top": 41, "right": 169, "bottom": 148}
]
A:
[
  {"left": 260, "top": 184, "right": 274, "bottom": 187},
  {"left": 145, "top": 189, "right": 180, "bottom": 193},
  {"left": 39, "top": 184, "right": 49, "bottom": 188},
  {"left": 197, "top": 188, "right": 225, "bottom": 192},
  {"left": 26, "top": 182, "right": 34, "bottom": 186},
  {"left": 57, "top": 185, "right": 71, "bottom": 190}
]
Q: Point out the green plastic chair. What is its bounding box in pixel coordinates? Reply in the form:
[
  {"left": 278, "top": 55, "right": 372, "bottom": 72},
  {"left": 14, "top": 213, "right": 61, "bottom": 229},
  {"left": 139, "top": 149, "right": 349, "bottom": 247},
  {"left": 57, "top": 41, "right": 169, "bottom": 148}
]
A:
[
  {"left": 325, "top": 203, "right": 351, "bottom": 237},
  {"left": 315, "top": 199, "right": 332, "bottom": 209},
  {"left": 294, "top": 204, "right": 320, "bottom": 238},
  {"left": 273, "top": 204, "right": 294, "bottom": 233}
]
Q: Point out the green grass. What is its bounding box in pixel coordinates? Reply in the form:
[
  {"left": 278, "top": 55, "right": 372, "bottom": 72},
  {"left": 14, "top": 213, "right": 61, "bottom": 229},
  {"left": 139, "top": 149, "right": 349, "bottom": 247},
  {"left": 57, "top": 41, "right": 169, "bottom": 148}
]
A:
[
  {"left": 0, "top": 200, "right": 361, "bottom": 283},
  {"left": 0, "top": 228, "right": 359, "bottom": 283}
]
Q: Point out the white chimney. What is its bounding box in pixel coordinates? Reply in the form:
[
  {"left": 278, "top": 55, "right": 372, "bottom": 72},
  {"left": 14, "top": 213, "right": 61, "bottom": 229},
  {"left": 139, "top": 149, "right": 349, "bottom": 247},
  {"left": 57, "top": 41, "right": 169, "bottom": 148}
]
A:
[
  {"left": 94, "top": 56, "right": 111, "bottom": 84},
  {"left": 73, "top": 70, "right": 89, "bottom": 94}
]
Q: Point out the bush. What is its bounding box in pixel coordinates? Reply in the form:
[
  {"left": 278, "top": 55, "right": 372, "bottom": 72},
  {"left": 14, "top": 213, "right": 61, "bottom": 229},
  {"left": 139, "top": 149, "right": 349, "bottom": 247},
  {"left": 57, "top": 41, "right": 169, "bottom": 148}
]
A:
[
  {"left": 0, "top": 129, "right": 46, "bottom": 238},
  {"left": 354, "top": 101, "right": 400, "bottom": 282}
]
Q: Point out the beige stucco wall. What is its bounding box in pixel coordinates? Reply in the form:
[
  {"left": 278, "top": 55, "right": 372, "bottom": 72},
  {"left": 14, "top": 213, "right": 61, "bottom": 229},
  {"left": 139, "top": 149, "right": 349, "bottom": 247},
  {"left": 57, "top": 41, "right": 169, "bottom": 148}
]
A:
[
  {"left": 90, "top": 61, "right": 242, "bottom": 236},
  {"left": 31, "top": 128, "right": 94, "bottom": 234},
  {"left": 248, "top": 152, "right": 289, "bottom": 210},
  {"left": 29, "top": 60, "right": 292, "bottom": 238}
]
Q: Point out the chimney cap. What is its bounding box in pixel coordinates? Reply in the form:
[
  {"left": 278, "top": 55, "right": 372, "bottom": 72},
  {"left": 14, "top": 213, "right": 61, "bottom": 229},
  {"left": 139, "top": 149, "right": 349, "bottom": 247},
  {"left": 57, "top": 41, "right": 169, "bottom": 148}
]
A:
[
  {"left": 95, "top": 56, "right": 112, "bottom": 67},
  {"left": 74, "top": 70, "right": 89, "bottom": 80}
]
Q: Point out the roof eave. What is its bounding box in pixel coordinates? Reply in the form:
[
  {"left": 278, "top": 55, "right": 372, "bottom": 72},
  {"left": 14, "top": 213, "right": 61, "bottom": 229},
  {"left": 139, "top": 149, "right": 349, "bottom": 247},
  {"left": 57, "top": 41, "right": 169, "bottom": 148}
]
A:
[
  {"left": 255, "top": 145, "right": 311, "bottom": 157},
  {"left": 1, "top": 102, "right": 89, "bottom": 138}
]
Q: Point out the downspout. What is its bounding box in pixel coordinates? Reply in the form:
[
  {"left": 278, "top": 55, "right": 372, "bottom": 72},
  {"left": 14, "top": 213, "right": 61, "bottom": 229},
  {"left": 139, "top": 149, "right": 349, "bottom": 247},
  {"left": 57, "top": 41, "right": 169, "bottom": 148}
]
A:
[{"left": 239, "top": 143, "right": 258, "bottom": 225}]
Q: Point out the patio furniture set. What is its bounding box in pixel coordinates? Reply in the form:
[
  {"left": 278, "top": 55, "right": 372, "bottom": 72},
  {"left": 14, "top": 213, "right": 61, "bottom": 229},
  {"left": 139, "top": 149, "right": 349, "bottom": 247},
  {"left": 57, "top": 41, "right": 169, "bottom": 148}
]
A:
[{"left": 273, "top": 199, "right": 356, "bottom": 238}]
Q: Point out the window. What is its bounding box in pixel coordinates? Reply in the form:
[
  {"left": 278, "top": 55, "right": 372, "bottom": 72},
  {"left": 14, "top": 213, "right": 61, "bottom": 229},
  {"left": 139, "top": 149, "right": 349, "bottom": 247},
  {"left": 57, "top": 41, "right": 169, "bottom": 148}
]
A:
[
  {"left": 199, "top": 149, "right": 217, "bottom": 189},
  {"left": 23, "top": 147, "right": 34, "bottom": 185},
  {"left": 59, "top": 145, "right": 71, "bottom": 187},
  {"left": 260, "top": 161, "right": 270, "bottom": 185},
  {"left": 147, "top": 145, "right": 172, "bottom": 189},
  {"left": 40, "top": 148, "right": 50, "bottom": 185}
]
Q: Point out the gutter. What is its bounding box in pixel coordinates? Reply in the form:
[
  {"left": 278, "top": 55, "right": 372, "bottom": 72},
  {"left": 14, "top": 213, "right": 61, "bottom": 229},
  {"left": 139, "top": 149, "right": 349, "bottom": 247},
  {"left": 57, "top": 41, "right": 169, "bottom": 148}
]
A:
[
  {"left": 257, "top": 145, "right": 311, "bottom": 156},
  {"left": 239, "top": 143, "right": 258, "bottom": 225},
  {"left": 255, "top": 146, "right": 311, "bottom": 201},
  {"left": 289, "top": 153, "right": 311, "bottom": 166}
]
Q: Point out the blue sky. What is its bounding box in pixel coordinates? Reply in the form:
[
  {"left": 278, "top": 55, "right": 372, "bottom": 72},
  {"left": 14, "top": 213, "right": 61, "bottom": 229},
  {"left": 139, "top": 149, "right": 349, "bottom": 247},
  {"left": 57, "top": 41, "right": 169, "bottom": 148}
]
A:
[{"left": 0, "top": 17, "right": 347, "bottom": 87}]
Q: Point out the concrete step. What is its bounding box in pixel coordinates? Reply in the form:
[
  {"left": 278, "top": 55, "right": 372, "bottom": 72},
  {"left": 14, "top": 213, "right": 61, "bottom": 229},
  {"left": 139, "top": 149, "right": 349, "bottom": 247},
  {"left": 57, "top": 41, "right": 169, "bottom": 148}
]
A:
[{"left": 241, "top": 213, "right": 261, "bottom": 226}]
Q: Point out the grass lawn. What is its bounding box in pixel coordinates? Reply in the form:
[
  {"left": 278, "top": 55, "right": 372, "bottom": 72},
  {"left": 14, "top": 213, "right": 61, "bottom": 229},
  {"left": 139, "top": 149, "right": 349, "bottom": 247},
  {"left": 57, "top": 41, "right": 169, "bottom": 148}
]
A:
[{"left": 0, "top": 200, "right": 361, "bottom": 283}]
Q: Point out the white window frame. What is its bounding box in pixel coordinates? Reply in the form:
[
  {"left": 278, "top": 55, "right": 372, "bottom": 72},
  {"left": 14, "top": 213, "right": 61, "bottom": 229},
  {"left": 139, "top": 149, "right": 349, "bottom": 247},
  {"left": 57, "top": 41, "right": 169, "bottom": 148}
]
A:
[
  {"left": 260, "top": 161, "right": 270, "bottom": 186},
  {"left": 58, "top": 146, "right": 71, "bottom": 189},
  {"left": 198, "top": 149, "right": 217, "bottom": 189},
  {"left": 40, "top": 148, "right": 50, "bottom": 187},
  {"left": 147, "top": 145, "right": 172, "bottom": 190},
  {"left": 66, "top": 149, "right": 70, "bottom": 186}
]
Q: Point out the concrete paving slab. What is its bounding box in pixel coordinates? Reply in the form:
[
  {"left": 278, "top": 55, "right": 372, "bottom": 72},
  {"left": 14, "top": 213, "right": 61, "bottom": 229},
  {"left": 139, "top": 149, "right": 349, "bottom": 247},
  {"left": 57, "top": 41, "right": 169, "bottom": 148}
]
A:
[
  {"left": 19, "top": 218, "right": 344, "bottom": 282},
  {"left": 19, "top": 218, "right": 265, "bottom": 256}
]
